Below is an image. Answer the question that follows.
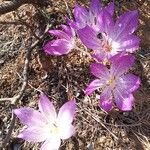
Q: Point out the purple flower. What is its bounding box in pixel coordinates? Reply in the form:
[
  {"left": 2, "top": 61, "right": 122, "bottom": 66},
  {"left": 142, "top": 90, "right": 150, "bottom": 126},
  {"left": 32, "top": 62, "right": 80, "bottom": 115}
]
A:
[
  {"left": 78, "top": 9, "right": 140, "bottom": 62},
  {"left": 43, "top": 25, "right": 76, "bottom": 55},
  {"left": 85, "top": 55, "right": 140, "bottom": 111},
  {"left": 14, "top": 93, "right": 76, "bottom": 150},
  {"left": 72, "top": 0, "right": 114, "bottom": 31}
]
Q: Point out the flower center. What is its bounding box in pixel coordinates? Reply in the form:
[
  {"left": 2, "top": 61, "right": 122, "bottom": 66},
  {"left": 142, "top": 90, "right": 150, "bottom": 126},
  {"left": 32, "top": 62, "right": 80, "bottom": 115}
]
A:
[
  {"left": 97, "top": 33, "right": 112, "bottom": 52},
  {"left": 50, "top": 122, "right": 60, "bottom": 135},
  {"left": 102, "top": 41, "right": 112, "bottom": 52},
  {"left": 107, "top": 76, "right": 116, "bottom": 89}
]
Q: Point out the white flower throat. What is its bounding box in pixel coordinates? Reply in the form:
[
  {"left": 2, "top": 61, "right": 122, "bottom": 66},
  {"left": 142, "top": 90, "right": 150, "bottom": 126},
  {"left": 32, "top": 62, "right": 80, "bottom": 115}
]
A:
[
  {"left": 97, "top": 33, "right": 112, "bottom": 52},
  {"left": 97, "top": 32, "right": 120, "bottom": 54},
  {"left": 107, "top": 75, "right": 116, "bottom": 89},
  {"left": 47, "top": 121, "right": 60, "bottom": 136}
]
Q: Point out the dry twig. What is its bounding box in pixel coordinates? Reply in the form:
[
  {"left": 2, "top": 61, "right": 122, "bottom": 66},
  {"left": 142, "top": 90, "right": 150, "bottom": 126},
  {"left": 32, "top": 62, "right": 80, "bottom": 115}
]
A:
[
  {"left": 77, "top": 103, "right": 119, "bottom": 140},
  {"left": 63, "top": 0, "right": 72, "bottom": 19},
  {"left": 0, "top": 0, "right": 49, "bottom": 15},
  {"left": 2, "top": 39, "right": 32, "bottom": 149},
  {"left": 1, "top": 28, "right": 48, "bottom": 148}
]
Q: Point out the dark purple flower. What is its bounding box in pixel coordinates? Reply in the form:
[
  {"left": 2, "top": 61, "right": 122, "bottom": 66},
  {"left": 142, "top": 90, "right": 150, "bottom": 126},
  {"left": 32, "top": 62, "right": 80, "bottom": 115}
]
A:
[
  {"left": 14, "top": 93, "right": 76, "bottom": 150},
  {"left": 85, "top": 55, "right": 140, "bottom": 111},
  {"left": 78, "top": 9, "right": 140, "bottom": 62},
  {"left": 43, "top": 25, "right": 76, "bottom": 55}
]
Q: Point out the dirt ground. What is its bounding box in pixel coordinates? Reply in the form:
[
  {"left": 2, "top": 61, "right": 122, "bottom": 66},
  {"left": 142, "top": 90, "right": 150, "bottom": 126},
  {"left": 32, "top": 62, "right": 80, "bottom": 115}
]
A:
[{"left": 0, "top": 0, "right": 150, "bottom": 150}]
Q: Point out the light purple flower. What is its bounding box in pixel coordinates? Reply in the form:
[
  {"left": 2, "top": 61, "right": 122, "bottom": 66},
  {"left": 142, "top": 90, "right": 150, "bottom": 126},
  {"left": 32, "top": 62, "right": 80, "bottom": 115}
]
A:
[
  {"left": 78, "top": 9, "right": 140, "bottom": 62},
  {"left": 85, "top": 55, "right": 140, "bottom": 111},
  {"left": 14, "top": 93, "right": 76, "bottom": 150},
  {"left": 43, "top": 25, "right": 76, "bottom": 55},
  {"left": 72, "top": 0, "right": 114, "bottom": 31}
]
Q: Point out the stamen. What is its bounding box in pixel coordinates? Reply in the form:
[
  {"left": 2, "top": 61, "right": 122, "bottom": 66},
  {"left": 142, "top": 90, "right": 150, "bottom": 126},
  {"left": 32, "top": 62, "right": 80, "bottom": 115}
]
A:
[
  {"left": 50, "top": 122, "right": 60, "bottom": 135},
  {"left": 107, "top": 76, "right": 116, "bottom": 89},
  {"left": 98, "top": 32, "right": 112, "bottom": 52}
]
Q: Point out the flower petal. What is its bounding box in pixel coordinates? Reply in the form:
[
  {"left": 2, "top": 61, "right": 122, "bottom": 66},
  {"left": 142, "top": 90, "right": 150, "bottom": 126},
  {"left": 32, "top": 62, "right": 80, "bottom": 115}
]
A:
[
  {"left": 110, "top": 55, "right": 135, "bottom": 76},
  {"left": 90, "top": 0, "right": 102, "bottom": 15},
  {"left": 99, "top": 87, "right": 113, "bottom": 112},
  {"left": 48, "top": 30, "right": 70, "bottom": 39},
  {"left": 97, "top": 9, "right": 114, "bottom": 33},
  {"left": 92, "top": 53, "right": 105, "bottom": 62},
  {"left": 43, "top": 39, "right": 72, "bottom": 55},
  {"left": 14, "top": 108, "right": 46, "bottom": 127},
  {"left": 57, "top": 100, "right": 76, "bottom": 125},
  {"left": 90, "top": 63, "right": 109, "bottom": 79},
  {"left": 39, "top": 93, "right": 57, "bottom": 123},
  {"left": 41, "top": 138, "right": 61, "bottom": 150},
  {"left": 117, "top": 73, "right": 140, "bottom": 93},
  {"left": 108, "top": 52, "right": 126, "bottom": 62},
  {"left": 18, "top": 127, "right": 48, "bottom": 142},
  {"left": 113, "top": 10, "right": 138, "bottom": 40},
  {"left": 73, "top": 4, "right": 88, "bottom": 29},
  {"left": 114, "top": 91, "right": 134, "bottom": 111},
  {"left": 61, "top": 25, "right": 75, "bottom": 37},
  {"left": 77, "top": 26, "right": 101, "bottom": 51},
  {"left": 100, "top": 99, "right": 113, "bottom": 112},
  {"left": 59, "top": 124, "right": 75, "bottom": 139},
  {"left": 118, "top": 35, "right": 140, "bottom": 53},
  {"left": 104, "top": 2, "right": 115, "bottom": 16},
  {"left": 67, "top": 18, "right": 77, "bottom": 29},
  {"left": 85, "top": 79, "right": 106, "bottom": 95}
]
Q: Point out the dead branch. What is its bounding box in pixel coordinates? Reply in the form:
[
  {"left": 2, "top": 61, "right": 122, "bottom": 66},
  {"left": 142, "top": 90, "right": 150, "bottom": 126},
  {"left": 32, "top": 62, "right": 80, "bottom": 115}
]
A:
[
  {"left": 77, "top": 103, "right": 119, "bottom": 140},
  {"left": 0, "top": 0, "right": 49, "bottom": 15},
  {"left": 2, "top": 39, "right": 32, "bottom": 148},
  {"left": 1, "top": 27, "right": 48, "bottom": 148},
  {"left": 2, "top": 112, "right": 16, "bottom": 149},
  {"left": 0, "top": 35, "right": 44, "bottom": 103},
  {"left": 0, "top": 21, "right": 49, "bottom": 103},
  {"left": 63, "top": 0, "right": 72, "bottom": 19}
]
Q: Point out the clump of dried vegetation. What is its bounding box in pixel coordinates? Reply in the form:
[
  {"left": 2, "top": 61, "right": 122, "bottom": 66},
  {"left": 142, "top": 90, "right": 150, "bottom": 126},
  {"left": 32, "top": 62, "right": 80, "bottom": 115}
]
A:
[{"left": 0, "top": 0, "right": 150, "bottom": 149}]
